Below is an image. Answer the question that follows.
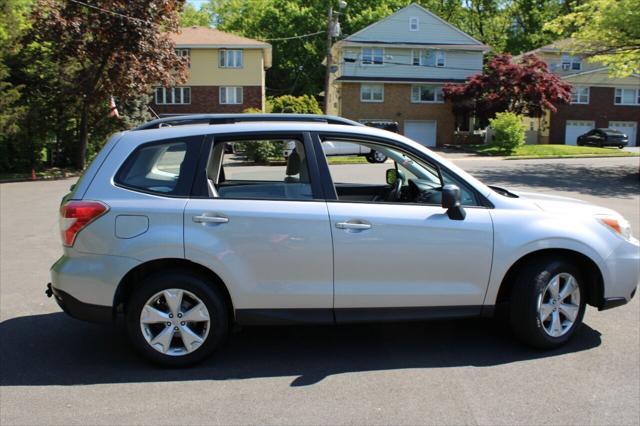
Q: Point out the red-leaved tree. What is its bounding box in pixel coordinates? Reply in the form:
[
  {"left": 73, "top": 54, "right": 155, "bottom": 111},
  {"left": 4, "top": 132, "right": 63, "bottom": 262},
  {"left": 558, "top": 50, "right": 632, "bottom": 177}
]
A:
[
  {"left": 443, "top": 54, "right": 572, "bottom": 125},
  {"left": 28, "top": 0, "right": 188, "bottom": 169}
]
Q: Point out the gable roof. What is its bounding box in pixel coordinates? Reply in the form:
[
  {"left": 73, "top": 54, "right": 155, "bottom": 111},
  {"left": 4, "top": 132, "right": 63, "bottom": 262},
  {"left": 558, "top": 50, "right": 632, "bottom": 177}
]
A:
[
  {"left": 343, "top": 3, "right": 489, "bottom": 50},
  {"left": 170, "top": 27, "right": 270, "bottom": 49},
  {"left": 520, "top": 38, "right": 577, "bottom": 56}
]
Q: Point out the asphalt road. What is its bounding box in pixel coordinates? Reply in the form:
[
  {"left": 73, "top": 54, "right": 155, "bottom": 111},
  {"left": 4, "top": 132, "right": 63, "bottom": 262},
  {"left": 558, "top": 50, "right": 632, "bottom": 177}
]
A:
[{"left": 1, "top": 156, "right": 639, "bottom": 425}]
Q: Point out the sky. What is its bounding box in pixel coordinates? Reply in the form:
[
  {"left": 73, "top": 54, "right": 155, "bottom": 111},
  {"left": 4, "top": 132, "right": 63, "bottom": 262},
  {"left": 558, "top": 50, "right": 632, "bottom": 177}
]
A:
[{"left": 187, "top": 0, "right": 208, "bottom": 8}]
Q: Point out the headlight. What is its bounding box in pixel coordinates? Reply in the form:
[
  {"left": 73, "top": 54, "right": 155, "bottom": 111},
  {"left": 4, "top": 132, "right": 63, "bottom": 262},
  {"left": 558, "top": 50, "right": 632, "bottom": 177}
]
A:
[{"left": 596, "top": 214, "right": 634, "bottom": 242}]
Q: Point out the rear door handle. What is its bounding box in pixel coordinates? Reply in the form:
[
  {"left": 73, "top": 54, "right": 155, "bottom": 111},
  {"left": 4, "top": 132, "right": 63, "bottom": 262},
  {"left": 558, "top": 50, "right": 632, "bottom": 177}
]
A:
[
  {"left": 336, "top": 221, "right": 372, "bottom": 230},
  {"left": 193, "top": 214, "right": 229, "bottom": 224}
]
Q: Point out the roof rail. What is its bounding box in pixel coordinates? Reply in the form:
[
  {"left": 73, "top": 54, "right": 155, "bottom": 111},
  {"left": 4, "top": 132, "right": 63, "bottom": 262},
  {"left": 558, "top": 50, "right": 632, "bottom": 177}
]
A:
[{"left": 132, "top": 113, "right": 363, "bottom": 130}]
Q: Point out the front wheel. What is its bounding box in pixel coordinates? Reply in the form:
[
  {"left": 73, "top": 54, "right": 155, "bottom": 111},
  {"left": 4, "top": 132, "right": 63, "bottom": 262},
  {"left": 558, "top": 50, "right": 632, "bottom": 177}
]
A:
[
  {"left": 509, "top": 258, "right": 586, "bottom": 349},
  {"left": 125, "top": 270, "right": 229, "bottom": 367}
]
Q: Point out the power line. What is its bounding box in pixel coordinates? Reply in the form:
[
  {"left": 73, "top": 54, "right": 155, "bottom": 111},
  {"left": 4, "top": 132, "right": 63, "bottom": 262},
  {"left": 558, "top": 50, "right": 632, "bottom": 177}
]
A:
[
  {"left": 261, "top": 30, "right": 325, "bottom": 42},
  {"left": 69, "top": 0, "right": 153, "bottom": 25}
]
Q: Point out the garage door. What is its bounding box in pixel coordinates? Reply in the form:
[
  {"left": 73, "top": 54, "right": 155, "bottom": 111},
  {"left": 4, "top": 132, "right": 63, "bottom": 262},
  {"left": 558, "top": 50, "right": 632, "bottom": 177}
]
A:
[
  {"left": 404, "top": 121, "right": 437, "bottom": 147},
  {"left": 565, "top": 120, "right": 595, "bottom": 145},
  {"left": 609, "top": 121, "right": 638, "bottom": 146}
]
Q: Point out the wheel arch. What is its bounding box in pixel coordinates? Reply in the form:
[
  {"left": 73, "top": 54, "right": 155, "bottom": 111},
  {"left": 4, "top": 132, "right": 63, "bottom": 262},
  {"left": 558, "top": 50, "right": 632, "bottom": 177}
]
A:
[
  {"left": 113, "top": 258, "right": 235, "bottom": 322},
  {"left": 495, "top": 248, "right": 604, "bottom": 308}
]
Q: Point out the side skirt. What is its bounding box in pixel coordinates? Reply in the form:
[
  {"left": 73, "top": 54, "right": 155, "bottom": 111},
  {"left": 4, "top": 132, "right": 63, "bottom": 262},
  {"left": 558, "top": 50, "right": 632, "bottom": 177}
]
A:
[{"left": 235, "top": 306, "right": 487, "bottom": 326}]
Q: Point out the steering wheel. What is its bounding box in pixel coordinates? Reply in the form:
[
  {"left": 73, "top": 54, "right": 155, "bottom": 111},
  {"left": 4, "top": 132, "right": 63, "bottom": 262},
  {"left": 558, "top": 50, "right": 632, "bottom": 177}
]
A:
[{"left": 387, "top": 173, "right": 404, "bottom": 202}]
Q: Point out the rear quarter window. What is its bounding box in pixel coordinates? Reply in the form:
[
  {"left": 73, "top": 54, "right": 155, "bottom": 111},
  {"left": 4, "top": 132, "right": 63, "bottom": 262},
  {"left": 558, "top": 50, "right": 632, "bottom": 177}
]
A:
[{"left": 115, "top": 136, "right": 203, "bottom": 196}]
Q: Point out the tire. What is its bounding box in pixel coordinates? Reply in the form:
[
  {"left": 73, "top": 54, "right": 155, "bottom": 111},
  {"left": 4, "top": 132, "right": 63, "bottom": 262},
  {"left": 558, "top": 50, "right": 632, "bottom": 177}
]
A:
[
  {"left": 125, "top": 270, "right": 229, "bottom": 367},
  {"left": 367, "top": 150, "right": 388, "bottom": 163},
  {"left": 618, "top": 145, "right": 624, "bottom": 149},
  {"left": 509, "top": 257, "right": 586, "bottom": 349}
]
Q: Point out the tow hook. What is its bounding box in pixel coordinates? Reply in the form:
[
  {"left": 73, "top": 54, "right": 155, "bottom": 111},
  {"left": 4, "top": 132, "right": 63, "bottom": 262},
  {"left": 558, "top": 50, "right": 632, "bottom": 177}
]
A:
[{"left": 45, "top": 282, "right": 53, "bottom": 298}]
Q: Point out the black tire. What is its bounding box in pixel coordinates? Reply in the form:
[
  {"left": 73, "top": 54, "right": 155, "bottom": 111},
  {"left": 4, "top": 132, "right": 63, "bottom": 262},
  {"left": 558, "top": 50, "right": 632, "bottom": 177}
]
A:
[
  {"left": 125, "top": 270, "right": 229, "bottom": 367},
  {"left": 367, "top": 150, "right": 388, "bottom": 163},
  {"left": 509, "top": 257, "right": 586, "bottom": 349},
  {"left": 618, "top": 145, "right": 624, "bottom": 149}
]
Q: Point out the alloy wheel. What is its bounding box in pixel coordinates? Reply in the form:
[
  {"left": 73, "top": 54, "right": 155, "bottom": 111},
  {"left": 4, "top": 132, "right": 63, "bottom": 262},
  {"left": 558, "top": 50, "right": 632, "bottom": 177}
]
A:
[
  {"left": 140, "top": 289, "right": 211, "bottom": 356},
  {"left": 537, "top": 273, "right": 580, "bottom": 338}
]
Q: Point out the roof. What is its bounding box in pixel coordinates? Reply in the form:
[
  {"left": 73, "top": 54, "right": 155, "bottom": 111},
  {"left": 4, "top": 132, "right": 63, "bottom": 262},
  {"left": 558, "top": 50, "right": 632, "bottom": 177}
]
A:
[
  {"left": 520, "top": 38, "right": 581, "bottom": 56},
  {"left": 343, "top": 3, "right": 490, "bottom": 51},
  {"left": 169, "top": 26, "right": 270, "bottom": 48},
  {"left": 336, "top": 76, "right": 466, "bottom": 84}
]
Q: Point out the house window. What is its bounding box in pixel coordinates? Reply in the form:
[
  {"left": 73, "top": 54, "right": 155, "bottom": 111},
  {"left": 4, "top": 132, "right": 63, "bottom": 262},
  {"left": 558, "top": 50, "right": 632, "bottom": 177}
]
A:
[
  {"left": 155, "top": 87, "right": 191, "bottom": 105},
  {"left": 220, "top": 86, "right": 243, "bottom": 104},
  {"left": 360, "top": 84, "right": 384, "bottom": 102},
  {"left": 412, "top": 50, "right": 445, "bottom": 67},
  {"left": 570, "top": 86, "right": 589, "bottom": 104},
  {"left": 219, "top": 49, "right": 243, "bottom": 68},
  {"left": 409, "top": 17, "right": 419, "bottom": 31},
  {"left": 175, "top": 48, "right": 191, "bottom": 68},
  {"left": 614, "top": 88, "right": 640, "bottom": 105},
  {"left": 362, "top": 47, "right": 384, "bottom": 65},
  {"left": 561, "top": 54, "right": 581, "bottom": 71},
  {"left": 411, "top": 85, "right": 444, "bottom": 103}
]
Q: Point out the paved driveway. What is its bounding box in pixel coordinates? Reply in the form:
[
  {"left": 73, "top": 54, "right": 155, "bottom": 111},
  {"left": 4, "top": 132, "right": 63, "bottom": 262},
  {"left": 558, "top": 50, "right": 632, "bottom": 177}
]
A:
[{"left": 1, "top": 156, "right": 638, "bottom": 425}]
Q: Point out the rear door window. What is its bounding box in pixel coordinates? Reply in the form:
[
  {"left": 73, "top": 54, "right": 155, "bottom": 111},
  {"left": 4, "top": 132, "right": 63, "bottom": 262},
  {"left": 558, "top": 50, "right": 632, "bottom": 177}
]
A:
[{"left": 115, "top": 136, "right": 203, "bottom": 196}]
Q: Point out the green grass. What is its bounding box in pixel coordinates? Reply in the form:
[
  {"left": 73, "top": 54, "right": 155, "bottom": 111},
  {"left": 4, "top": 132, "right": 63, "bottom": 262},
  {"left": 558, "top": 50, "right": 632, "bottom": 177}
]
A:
[
  {"left": 327, "top": 156, "right": 369, "bottom": 165},
  {"left": 468, "top": 144, "right": 638, "bottom": 158},
  {"left": 0, "top": 168, "right": 79, "bottom": 182}
]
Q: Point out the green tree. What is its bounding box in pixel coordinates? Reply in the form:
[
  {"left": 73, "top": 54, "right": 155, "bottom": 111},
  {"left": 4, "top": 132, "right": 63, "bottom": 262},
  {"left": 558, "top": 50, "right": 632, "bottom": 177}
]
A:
[
  {"left": 269, "top": 95, "right": 322, "bottom": 114},
  {"left": 181, "top": 2, "right": 214, "bottom": 26},
  {"left": 26, "top": 0, "right": 188, "bottom": 169},
  {"left": 545, "top": 0, "right": 640, "bottom": 76}
]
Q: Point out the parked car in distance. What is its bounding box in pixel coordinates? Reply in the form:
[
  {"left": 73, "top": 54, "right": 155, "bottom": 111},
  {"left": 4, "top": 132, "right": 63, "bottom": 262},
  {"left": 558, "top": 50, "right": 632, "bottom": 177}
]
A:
[
  {"left": 48, "top": 114, "right": 639, "bottom": 367},
  {"left": 283, "top": 120, "right": 399, "bottom": 163},
  {"left": 577, "top": 128, "right": 629, "bottom": 148}
]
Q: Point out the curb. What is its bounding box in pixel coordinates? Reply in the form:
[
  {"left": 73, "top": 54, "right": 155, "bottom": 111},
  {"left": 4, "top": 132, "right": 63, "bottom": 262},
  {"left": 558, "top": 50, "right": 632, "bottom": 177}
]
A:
[{"left": 0, "top": 174, "right": 80, "bottom": 184}]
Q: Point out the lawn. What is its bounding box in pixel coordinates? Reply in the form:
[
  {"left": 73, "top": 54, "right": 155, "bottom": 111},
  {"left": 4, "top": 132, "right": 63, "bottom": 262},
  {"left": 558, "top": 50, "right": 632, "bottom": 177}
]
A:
[
  {"left": 327, "top": 155, "right": 369, "bottom": 165},
  {"left": 468, "top": 144, "right": 638, "bottom": 158}
]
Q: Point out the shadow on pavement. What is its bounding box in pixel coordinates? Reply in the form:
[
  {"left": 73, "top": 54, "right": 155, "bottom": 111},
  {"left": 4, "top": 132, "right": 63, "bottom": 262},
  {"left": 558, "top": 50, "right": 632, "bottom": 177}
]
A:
[
  {"left": 1, "top": 312, "right": 601, "bottom": 387},
  {"left": 468, "top": 163, "right": 640, "bottom": 199}
]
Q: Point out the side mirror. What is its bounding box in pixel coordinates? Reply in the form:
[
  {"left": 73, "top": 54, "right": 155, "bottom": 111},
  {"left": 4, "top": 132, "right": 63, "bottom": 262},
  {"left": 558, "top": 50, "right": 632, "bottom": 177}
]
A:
[
  {"left": 442, "top": 184, "right": 466, "bottom": 220},
  {"left": 386, "top": 168, "right": 398, "bottom": 185}
]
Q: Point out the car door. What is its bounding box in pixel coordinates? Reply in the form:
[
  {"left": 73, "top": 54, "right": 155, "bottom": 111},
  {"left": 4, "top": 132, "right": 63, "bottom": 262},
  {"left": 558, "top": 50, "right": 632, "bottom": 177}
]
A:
[
  {"left": 183, "top": 132, "right": 334, "bottom": 322},
  {"left": 315, "top": 134, "right": 494, "bottom": 320}
]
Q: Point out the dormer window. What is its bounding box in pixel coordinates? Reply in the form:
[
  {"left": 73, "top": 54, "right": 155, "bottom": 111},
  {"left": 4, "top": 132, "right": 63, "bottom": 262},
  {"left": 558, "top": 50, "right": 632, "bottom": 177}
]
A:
[
  {"left": 410, "top": 17, "right": 419, "bottom": 31},
  {"left": 561, "top": 54, "right": 581, "bottom": 71}
]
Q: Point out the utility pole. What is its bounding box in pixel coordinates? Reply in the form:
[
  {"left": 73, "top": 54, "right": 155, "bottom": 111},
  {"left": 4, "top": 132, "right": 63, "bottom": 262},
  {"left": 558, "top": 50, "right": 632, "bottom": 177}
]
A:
[{"left": 323, "top": 6, "right": 334, "bottom": 114}]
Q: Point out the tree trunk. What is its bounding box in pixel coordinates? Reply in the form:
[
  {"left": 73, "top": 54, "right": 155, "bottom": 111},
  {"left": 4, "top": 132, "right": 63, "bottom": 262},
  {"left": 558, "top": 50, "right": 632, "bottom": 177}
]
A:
[{"left": 75, "top": 102, "right": 89, "bottom": 170}]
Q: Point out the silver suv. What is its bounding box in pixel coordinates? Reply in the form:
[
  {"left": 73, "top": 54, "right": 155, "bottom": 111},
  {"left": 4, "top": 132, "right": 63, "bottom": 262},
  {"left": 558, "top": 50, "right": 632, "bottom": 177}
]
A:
[{"left": 48, "top": 114, "right": 639, "bottom": 367}]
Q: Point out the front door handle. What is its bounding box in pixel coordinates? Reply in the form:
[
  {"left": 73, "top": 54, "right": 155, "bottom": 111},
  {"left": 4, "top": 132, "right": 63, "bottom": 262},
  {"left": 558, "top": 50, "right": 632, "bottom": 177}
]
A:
[
  {"left": 193, "top": 214, "right": 229, "bottom": 224},
  {"left": 336, "top": 220, "right": 372, "bottom": 230}
]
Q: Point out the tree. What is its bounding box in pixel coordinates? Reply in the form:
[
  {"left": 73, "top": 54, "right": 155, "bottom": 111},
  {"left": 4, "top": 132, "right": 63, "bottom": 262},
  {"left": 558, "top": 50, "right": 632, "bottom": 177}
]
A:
[
  {"left": 26, "top": 0, "right": 188, "bottom": 169},
  {"left": 180, "top": 2, "right": 214, "bottom": 27},
  {"left": 443, "top": 53, "right": 572, "bottom": 125},
  {"left": 504, "top": 0, "right": 573, "bottom": 54},
  {"left": 545, "top": 0, "right": 640, "bottom": 76},
  {"left": 269, "top": 95, "right": 322, "bottom": 114}
]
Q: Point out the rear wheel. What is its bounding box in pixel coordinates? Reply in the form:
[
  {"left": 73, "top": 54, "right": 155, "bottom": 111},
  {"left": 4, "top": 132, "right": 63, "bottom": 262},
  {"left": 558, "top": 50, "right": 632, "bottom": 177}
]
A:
[
  {"left": 367, "top": 150, "right": 388, "bottom": 163},
  {"left": 509, "top": 258, "right": 586, "bottom": 349},
  {"left": 125, "top": 270, "right": 229, "bottom": 367}
]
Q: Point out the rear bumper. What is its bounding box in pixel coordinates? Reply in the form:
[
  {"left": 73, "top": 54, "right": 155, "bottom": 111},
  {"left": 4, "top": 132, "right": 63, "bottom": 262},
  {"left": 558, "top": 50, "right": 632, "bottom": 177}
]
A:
[{"left": 46, "top": 282, "right": 113, "bottom": 323}]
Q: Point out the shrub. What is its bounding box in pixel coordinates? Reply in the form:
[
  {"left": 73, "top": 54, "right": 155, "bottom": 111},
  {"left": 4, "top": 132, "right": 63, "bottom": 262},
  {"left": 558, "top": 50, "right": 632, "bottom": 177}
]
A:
[
  {"left": 489, "top": 112, "right": 526, "bottom": 153},
  {"left": 238, "top": 140, "right": 283, "bottom": 163},
  {"left": 269, "top": 95, "right": 322, "bottom": 114}
]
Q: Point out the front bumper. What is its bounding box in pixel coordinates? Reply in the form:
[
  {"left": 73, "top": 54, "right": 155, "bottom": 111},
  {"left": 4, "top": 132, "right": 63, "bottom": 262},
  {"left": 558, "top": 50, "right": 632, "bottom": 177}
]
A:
[
  {"left": 46, "top": 282, "right": 113, "bottom": 323},
  {"left": 600, "top": 238, "right": 640, "bottom": 310}
]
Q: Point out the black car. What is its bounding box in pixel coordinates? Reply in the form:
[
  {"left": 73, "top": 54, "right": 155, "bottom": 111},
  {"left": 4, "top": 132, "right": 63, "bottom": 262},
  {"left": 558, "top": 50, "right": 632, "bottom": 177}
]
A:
[{"left": 577, "top": 128, "right": 629, "bottom": 148}]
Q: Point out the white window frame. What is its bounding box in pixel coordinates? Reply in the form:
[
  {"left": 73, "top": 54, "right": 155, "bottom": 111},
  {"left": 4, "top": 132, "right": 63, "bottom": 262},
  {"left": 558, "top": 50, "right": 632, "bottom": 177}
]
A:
[
  {"left": 412, "top": 50, "right": 446, "bottom": 68},
  {"left": 154, "top": 87, "right": 191, "bottom": 105},
  {"left": 220, "top": 86, "right": 243, "bottom": 105},
  {"left": 570, "top": 86, "right": 590, "bottom": 104},
  {"left": 614, "top": 88, "right": 640, "bottom": 105},
  {"left": 409, "top": 17, "right": 419, "bottom": 31},
  {"left": 175, "top": 48, "right": 191, "bottom": 68},
  {"left": 411, "top": 85, "right": 444, "bottom": 103},
  {"left": 561, "top": 54, "right": 581, "bottom": 71},
  {"left": 360, "top": 84, "right": 384, "bottom": 102},
  {"left": 361, "top": 47, "right": 384, "bottom": 66},
  {"left": 219, "top": 49, "right": 243, "bottom": 68}
]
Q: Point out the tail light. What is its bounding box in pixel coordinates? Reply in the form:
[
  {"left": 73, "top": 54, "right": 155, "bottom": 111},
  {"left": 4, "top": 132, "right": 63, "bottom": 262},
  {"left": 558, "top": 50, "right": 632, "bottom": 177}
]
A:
[{"left": 59, "top": 201, "right": 108, "bottom": 247}]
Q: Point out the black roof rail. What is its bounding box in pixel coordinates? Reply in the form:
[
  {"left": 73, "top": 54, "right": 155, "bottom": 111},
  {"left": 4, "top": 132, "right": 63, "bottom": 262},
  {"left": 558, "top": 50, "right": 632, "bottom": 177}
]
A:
[{"left": 132, "top": 113, "right": 363, "bottom": 130}]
